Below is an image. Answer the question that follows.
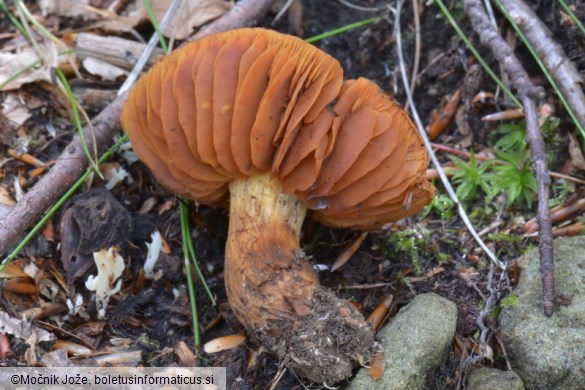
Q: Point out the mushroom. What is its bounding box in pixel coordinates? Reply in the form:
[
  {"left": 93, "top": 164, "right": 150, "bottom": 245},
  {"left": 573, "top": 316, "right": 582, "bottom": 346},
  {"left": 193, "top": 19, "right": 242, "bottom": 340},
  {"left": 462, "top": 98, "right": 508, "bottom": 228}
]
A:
[{"left": 120, "top": 28, "right": 435, "bottom": 383}]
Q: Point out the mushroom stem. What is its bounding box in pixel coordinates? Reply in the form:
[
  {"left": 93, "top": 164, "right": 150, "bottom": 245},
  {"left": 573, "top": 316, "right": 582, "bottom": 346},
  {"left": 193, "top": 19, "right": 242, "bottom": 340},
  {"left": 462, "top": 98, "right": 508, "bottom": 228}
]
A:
[
  {"left": 225, "top": 173, "right": 377, "bottom": 383},
  {"left": 225, "top": 173, "right": 316, "bottom": 328}
]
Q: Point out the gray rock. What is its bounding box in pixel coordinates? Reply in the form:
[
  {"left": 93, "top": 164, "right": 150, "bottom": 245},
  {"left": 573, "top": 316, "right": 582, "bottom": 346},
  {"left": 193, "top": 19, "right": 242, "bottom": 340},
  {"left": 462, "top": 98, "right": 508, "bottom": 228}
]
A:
[
  {"left": 348, "top": 293, "right": 457, "bottom": 390},
  {"left": 499, "top": 237, "right": 585, "bottom": 390},
  {"left": 467, "top": 367, "right": 524, "bottom": 390}
]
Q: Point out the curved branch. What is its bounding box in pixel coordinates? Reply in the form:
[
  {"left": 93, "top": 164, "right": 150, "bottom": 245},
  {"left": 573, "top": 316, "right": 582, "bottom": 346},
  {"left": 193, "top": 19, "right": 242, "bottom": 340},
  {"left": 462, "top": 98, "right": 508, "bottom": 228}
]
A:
[
  {"left": 499, "top": 0, "right": 585, "bottom": 131},
  {"left": 462, "top": 0, "right": 554, "bottom": 316}
]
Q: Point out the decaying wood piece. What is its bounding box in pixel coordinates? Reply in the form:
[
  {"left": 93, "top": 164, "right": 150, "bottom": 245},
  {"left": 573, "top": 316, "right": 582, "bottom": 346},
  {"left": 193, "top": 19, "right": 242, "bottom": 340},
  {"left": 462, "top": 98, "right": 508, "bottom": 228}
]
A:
[
  {"left": 75, "top": 33, "right": 164, "bottom": 70},
  {"left": 462, "top": 0, "right": 555, "bottom": 316},
  {"left": 498, "top": 0, "right": 585, "bottom": 131}
]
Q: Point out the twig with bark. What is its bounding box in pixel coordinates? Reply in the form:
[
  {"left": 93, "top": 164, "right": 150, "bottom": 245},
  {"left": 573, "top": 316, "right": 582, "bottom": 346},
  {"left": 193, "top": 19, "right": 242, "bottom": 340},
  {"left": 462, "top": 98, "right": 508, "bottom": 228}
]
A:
[
  {"left": 462, "top": 0, "right": 555, "bottom": 316},
  {"left": 497, "top": 0, "right": 585, "bottom": 132},
  {"left": 0, "top": 0, "right": 278, "bottom": 258}
]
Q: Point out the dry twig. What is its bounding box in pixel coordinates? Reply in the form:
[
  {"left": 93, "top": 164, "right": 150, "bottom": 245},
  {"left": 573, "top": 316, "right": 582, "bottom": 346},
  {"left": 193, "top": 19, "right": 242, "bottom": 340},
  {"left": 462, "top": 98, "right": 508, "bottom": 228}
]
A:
[
  {"left": 0, "top": 0, "right": 278, "bottom": 258},
  {"left": 462, "top": 0, "right": 555, "bottom": 316},
  {"left": 498, "top": 0, "right": 585, "bottom": 132}
]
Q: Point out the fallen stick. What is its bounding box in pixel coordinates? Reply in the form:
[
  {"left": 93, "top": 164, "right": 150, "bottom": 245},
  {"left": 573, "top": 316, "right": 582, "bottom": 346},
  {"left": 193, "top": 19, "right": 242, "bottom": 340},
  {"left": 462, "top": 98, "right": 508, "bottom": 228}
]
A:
[
  {"left": 75, "top": 33, "right": 164, "bottom": 70},
  {"left": 0, "top": 0, "right": 278, "bottom": 258},
  {"left": 462, "top": 0, "right": 555, "bottom": 317},
  {"left": 498, "top": 0, "right": 585, "bottom": 132}
]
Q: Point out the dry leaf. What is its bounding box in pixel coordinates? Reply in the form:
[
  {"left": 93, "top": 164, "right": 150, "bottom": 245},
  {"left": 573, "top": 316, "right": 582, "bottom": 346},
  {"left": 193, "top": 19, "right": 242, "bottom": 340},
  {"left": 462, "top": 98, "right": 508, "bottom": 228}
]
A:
[
  {"left": 366, "top": 295, "right": 393, "bottom": 331},
  {"left": 95, "top": 0, "right": 231, "bottom": 39},
  {"left": 174, "top": 341, "right": 196, "bottom": 366},
  {"left": 39, "top": 0, "right": 93, "bottom": 19},
  {"left": 1, "top": 93, "right": 32, "bottom": 125},
  {"left": 331, "top": 232, "right": 368, "bottom": 272},
  {"left": 457, "top": 266, "right": 479, "bottom": 285},
  {"left": 367, "top": 352, "right": 386, "bottom": 380},
  {"left": 53, "top": 339, "right": 93, "bottom": 356},
  {"left": 203, "top": 334, "right": 246, "bottom": 353},
  {"left": 82, "top": 57, "right": 128, "bottom": 81},
  {"left": 143, "top": 0, "right": 231, "bottom": 39},
  {"left": 0, "top": 310, "right": 55, "bottom": 342},
  {"left": 0, "top": 262, "right": 29, "bottom": 279},
  {"left": 428, "top": 89, "right": 461, "bottom": 140},
  {"left": 0, "top": 42, "right": 62, "bottom": 91},
  {"left": 0, "top": 334, "right": 12, "bottom": 359},
  {"left": 0, "top": 186, "right": 15, "bottom": 207}
]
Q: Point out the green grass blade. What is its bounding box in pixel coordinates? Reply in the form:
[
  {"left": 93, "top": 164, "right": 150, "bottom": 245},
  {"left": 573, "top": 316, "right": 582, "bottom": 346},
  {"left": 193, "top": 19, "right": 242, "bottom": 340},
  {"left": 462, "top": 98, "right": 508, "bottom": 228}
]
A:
[
  {"left": 434, "top": 0, "right": 522, "bottom": 108},
  {"left": 180, "top": 201, "right": 201, "bottom": 347},
  {"left": 0, "top": 50, "right": 74, "bottom": 91},
  {"left": 179, "top": 198, "right": 217, "bottom": 306},
  {"left": 305, "top": 16, "right": 381, "bottom": 43},
  {"left": 56, "top": 69, "right": 103, "bottom": 179},
  {"left": 0, "top": 0, "right": 29, "bottom": 40},
  {"left": 143, "top": 0, "right": 169, "bottom": 53},
  {"left": 14, "top": 0, "right": 61, "bottom": 43},
  {"left": 0, "top": 59, "right": 40, "bottom": 90},
  {"left": 558, "top": 0, "right": 585, "bottom": 36}
]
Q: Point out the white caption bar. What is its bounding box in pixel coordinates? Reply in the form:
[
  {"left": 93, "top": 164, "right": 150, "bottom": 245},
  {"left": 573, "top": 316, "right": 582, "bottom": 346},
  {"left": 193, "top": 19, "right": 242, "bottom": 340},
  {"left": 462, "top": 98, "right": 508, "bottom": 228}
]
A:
[{"left": 0, "top": 366, "right": 226, "bottom": 389}]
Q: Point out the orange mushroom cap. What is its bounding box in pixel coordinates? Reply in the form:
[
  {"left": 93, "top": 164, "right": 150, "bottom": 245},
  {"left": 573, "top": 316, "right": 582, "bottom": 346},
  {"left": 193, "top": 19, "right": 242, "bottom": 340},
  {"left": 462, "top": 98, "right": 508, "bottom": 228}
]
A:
[{"left": 121, "top": 28, "right": 435, "bottom": 229}]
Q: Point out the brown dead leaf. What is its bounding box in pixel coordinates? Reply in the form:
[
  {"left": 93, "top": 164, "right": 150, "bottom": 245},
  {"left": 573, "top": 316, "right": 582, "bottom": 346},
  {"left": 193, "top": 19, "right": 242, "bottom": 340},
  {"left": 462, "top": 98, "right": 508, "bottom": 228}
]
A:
[
  {"left": 0, "top": 310, "right": 55, "bottom": 342},
  {"left": 95, "top": 0, "right": 230, "bottom": 39},
  {"left": 0, "top": 261, "right": 29, "bottom": 279},
  {"left": 367, "top": 352, "right": 386, "bottom": 380},
  {"left": 203, "top": 334, "right": 246, "bottom": 353},
  {"left": 144, "top": 0, "right": 231, "bottom": 39},
  {"left": 1, "top": 94, "right": 32, "bottom": 125},
  {"left": 174, "top": 341, "right": 196, "bottom": 366},
  {"left": 331, "top": 232, "right": 368, "bottom": 272},
  {"left": 53, "top": 339, "right": 93, "bottom": 356},
  {"left": 366, "top": 295, "right": 393, "bottom": 331},
  {"left": 457, "top": 266, "right": 479, "bottom": 285},
  {"left": 428, "top": 89, "right": 461, "bottom": 140},
  {"left": 39, "top": 0, "right": 93, "bottom": 20},
  {"left": 0, "top": 42, "right": 62, "bottom": 91},
  {"left": 41, "top": 218, "right": 57, "bottom": 242},
  {"left": 0, "top": 186, "right": 15, "bottom": 207}
]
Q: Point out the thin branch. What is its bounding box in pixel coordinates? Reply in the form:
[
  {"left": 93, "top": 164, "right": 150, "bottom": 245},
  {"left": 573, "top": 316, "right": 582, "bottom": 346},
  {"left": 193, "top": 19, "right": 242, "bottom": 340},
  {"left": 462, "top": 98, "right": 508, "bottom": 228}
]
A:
[
  {"left": 394, "top": 0, "right": 506, "bottom": 270},
  {"left": 462, "top": 0, "right": 555, "bottom": 317},
  {"left": 497, "top": 0, "right": 585, "bottom": 136},
  {"left": 403, "top": 0, "right": 421, "bottom": 112},
  {"left": 0, "top": 0, "right": 277, "bottom": 258}
]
